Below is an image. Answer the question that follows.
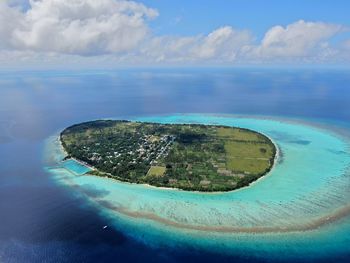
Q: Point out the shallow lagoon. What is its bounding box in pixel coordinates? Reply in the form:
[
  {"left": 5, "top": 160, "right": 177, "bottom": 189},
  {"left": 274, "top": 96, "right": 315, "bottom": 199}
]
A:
[
  {"left": 2, "top": 69, "right": 350, "bottom": 262},
  {"left": 46, "top": 114, "right": 350, "bottom": 261}
]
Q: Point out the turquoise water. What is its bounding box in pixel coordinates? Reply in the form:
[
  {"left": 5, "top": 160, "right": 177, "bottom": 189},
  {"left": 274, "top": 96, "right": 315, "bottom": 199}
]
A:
[
  {"left": 61, "top": 159, "right": 92, "bottom": 175},
  {"left": 45, "top": 114, "right": 350, "bottom": 261}
]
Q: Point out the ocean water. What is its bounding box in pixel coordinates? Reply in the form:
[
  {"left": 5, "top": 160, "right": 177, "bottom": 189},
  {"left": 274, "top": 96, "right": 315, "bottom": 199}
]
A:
[{"left": 1, "top": 68, "right": 350, "bottom": 262}]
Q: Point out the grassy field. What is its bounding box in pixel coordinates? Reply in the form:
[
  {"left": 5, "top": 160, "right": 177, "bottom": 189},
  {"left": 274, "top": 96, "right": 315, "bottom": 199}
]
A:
[
  {"left": 217, "top": 127, "right": 274, "bottom": 175},
  {"left": 217, "top": 127, "right": 263, "bottom": 141},
  {"left": 146, "top": 166, "right": 166, "bottom": 177}
]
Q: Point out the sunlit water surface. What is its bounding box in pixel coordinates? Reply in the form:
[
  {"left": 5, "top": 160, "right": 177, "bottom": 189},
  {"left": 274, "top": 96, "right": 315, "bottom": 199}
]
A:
[{"left": 1, "top": 69, "right": 350, "bottom": 262}]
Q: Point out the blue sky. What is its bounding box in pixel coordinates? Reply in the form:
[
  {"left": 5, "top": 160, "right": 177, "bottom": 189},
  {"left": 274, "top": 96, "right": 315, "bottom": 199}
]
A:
[
  {"left": 0, "top": 0, "right": 350, "bottom": 68},
  {"left": 141, "top": 0, "right": 350, "bottom": 37}
]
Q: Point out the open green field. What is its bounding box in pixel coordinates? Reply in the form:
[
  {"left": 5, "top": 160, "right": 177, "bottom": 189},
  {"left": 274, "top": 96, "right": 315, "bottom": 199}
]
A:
[
  {"left": 60, "top": 120, "right": 276, "bottom": 191},
  {"left": 146, "top": 166, "right": 166, "bottom": 177}
]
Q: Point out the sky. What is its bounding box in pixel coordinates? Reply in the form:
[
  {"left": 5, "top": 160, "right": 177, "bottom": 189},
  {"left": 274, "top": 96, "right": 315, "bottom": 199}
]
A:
[{"left": 0, "top": 0, "right": 350, "bottom": 68}]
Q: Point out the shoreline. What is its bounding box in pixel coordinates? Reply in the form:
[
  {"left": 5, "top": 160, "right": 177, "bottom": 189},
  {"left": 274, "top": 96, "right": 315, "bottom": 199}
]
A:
[
  {"left": 59, "top": 138, "right": 97, "bottom": 171},
  {"left": 49, "top": 114, "right": 350, "bottom": 234},
  {"left": 58, "top": 122, "right": 279, "bottom": 194}
]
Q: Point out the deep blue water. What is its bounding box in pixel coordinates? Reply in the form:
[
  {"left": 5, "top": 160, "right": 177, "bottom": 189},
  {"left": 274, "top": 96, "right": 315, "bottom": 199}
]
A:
[{"left": 0, "top": 68, "right": 350, "bottom": 262}]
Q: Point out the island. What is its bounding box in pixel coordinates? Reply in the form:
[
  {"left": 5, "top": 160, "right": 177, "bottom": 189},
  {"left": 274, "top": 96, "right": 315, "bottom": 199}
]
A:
[{"left": 60, "top": 120, "right": 276, "bottom": 191}]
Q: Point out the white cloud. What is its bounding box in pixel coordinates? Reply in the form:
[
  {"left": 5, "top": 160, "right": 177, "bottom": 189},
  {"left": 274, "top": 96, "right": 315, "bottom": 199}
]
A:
[
  {"left": 193, "top": 26, "right": 253, "bottom": 60},
  {"left": 138, "top": 26, "right": 253, "bottom": 63},
  {"left": 138, "top": 22, "right": 346, "bottom": 64},
  {"left": 0, "top": 2, "right": 349, "bottom": 66},
  {"left": 0, "top": 0, "right": 158, "bottom": 55},
  {"left": 246, "top": 20, "right": 344, "bottom": 60},
  {"left": 0, "top": 2, "right": 21, "bottom": 49}
]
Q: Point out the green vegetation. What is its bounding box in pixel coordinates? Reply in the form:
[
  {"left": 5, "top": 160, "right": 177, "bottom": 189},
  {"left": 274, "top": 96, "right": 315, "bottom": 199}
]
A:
[
  {"left": 60, "top": 120, "right": 276, "bottom": 192},
  {"left": 146, "top": 166, "right": 166, "bottom": 178}
]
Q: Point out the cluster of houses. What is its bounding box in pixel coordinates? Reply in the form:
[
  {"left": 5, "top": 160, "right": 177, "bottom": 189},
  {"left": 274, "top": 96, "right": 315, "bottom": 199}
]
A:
[
  {"left": 150, "top": 135, "right": 176, "bottom": 165},
  {"left": 83, "top": 134, "right": 176, "bottom": 168}
]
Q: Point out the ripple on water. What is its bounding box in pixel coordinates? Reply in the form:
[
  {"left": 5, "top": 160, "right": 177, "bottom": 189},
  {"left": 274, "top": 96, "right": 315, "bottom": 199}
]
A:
[{"left": 44, "top": 114, "right": 350, "bottom": 260}]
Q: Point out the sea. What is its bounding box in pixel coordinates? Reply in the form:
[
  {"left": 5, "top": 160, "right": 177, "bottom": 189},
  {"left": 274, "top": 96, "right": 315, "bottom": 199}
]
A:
[{"left": 0, "top": 68, "right": 350, "bottom": 263}]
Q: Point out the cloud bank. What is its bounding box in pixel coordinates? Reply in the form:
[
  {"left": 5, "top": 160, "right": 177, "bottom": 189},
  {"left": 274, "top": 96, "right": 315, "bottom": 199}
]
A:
[
  {"left": 0, "top": 0, "right": 158, "bottom": 55},
  {"left": 247, "top": 20, "right": 343, "bottom": 61},
  {"left": 0, "top": 0, "right": 349, "bottom": 66},
  {"left": 138, "top": 26, "right": 254, "bottom": 63}
]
